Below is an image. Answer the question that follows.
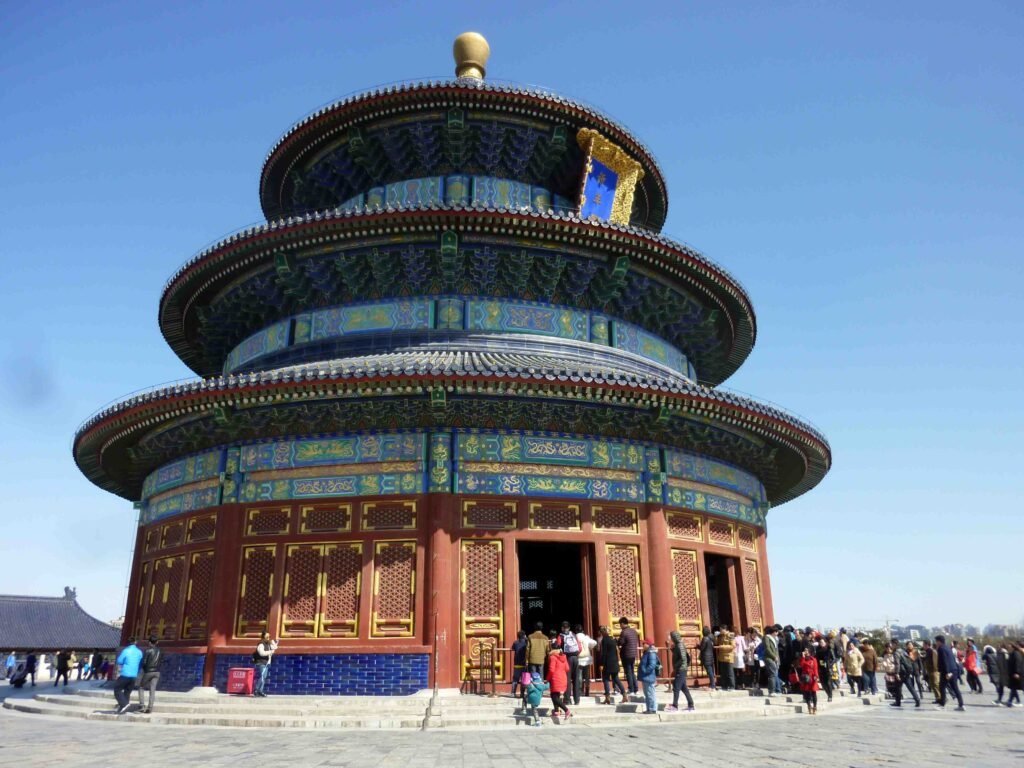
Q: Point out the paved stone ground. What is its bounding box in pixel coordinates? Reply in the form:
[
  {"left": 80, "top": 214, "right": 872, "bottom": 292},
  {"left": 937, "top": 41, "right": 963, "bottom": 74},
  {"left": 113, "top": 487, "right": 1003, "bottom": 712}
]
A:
[{"left": 0, "top": 679, "right": 1020, "bottom": 768}]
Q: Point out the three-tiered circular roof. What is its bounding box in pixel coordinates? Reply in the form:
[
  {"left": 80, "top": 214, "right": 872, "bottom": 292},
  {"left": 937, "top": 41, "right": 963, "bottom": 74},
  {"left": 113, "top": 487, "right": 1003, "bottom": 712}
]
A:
[{"left": 74, "top": 38, "right": 830, "bottom": 512}]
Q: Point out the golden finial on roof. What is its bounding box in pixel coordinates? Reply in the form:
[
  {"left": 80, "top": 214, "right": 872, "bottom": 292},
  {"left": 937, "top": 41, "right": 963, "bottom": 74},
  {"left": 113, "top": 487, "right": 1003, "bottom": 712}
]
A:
[{"left": 453, "top": 32, "right": 490, "bottom": 80}]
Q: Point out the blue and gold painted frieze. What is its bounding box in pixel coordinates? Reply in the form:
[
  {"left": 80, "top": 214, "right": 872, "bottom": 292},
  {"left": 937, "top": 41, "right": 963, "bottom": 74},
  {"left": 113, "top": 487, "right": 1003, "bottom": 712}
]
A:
[
  {"left": 141, "top": 449, "right": 223, "bottom": 500},
  {"left": 137, "top": 430, "right": 766, "bottom": 529},
  {"left": 239, "top": 433, "right": 426, "bottom": 471},
  {"left": 224, "top": 297, "right": 693, "bottom": 378},
  {"left": 309, "top": 300, "right": 432, "bottom": 343},
  {"left": 456, "top": 432, "right": 646, "bottom": 470},
  {"left": 465, "top": 300, "right": 588, "bottom": 340},
  {"left": 458, "top": 471, "right": 643, "bottom": 501},
  {"left": 239, "top": 469, "right": 422, "bottom": 503},
  {"left": 663, "top": 448, "right": 764, "bottom": 503},
  {"left": 142, "top": 483, "right": 220, "bottom": 525},
  {"left": 665, "top": 485, "right": 765, "bottom": 527},
  {"left": 223, "top": 320, "right": 289, "bottom": 373},
  {"left": 613, "top": 322, "right": 685, "bottom": 373},
  {"left": 340, "top": 175, "right": 572, "bottom": 214}
]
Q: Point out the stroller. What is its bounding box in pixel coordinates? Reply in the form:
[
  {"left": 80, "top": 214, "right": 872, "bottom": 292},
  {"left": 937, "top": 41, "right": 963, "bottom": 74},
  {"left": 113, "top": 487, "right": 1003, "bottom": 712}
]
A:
[{"left": 9, "top": 663, "right": 28, "bottom": 688}]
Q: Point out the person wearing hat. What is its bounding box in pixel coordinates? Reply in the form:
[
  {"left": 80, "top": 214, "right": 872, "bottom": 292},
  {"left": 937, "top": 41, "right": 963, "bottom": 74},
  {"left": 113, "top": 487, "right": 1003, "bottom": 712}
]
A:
[
  {"left": 136, "top": 636, "right": 163, "bottom": 714},
  {"left": 638, "top": 637, "right": 662, "bottom": 714}
]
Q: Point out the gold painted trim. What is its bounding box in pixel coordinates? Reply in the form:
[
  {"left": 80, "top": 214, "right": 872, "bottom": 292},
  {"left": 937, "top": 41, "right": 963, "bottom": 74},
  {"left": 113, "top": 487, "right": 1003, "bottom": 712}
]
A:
[
  {"left": 528, "top": 502, "right": 581, "bottom": 531},
  {"left": 361, "top": 500, "right": 418, "bottom": 531},
  {"left": 186, "top": 512, "right": 217, "bottom": 543},
  {"left": 320, "top": 542, "right": 362, "bottom": 638},
  {"left": 666, "top": 511, "right": 703, "bottom": 541},
  {"left": 462, "top": 461, "right": 637, "bottom": 481},
  {"left": 248, "top": 462, "right": 420, "bottom": 482},
  {"left": 707, "top": 520, "right": 737, "bottom": 548},
  {"left": 245, "top": 507, "right": 292, "bottom": 536},
  {"left": 369, "top": 539, "right": 417, "bottom": 638},
  {"left": 146, "top": 477, "right": 220, "bottom": 506},
  {"left": 591, "top": 505, "right": 639, "bottom": 533},
  {"left": 461, "top": 499, "right": 517, "bottom": 530},
  {"left": 665, "top": 477, "right": 753, "bottom": 506},
  {"left": 299, "top": 503, "right": 353, "bottom": 534},
  {"left": 737, "top": 526, "right": 758, "bottom": 552}
]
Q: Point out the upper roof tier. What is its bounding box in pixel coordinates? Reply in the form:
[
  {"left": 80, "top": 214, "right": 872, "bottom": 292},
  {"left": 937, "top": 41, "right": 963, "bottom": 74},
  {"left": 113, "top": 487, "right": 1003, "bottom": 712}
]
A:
[
  {"left": 259, "top": 77, "right": 670, "bottom": 230},
  {"left": 159, "top": 207, "right": 756, "bottom": 386}
]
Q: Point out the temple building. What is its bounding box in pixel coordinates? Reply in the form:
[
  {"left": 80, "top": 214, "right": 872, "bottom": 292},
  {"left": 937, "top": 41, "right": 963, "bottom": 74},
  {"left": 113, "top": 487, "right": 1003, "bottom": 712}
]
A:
[{"left": 73, "top": 33, "right": 830, "bottom": 694}]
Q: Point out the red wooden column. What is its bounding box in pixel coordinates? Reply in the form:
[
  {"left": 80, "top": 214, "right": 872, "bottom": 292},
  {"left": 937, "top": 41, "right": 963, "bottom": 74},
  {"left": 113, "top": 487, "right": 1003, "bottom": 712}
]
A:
[
  {"left": 644, "top": 505, "right": 676, "bottom": 644},
  {"left": 694, "top": 546, "right": 712, "bottom": 632},
  {"left": 426, "top": 494, "right": 460, "bottom": 689},
  {"left": 758, "top": 531, "right": 775, "bottom": 627},
  {"left": 203, "top": 504, "right": 243, "bottom": 686},
  {"left": 724, "top": 557, "right": 743, "bottom": 633},
  {"left": 121, "top": 522, "right": 146, "bottom": 645}
]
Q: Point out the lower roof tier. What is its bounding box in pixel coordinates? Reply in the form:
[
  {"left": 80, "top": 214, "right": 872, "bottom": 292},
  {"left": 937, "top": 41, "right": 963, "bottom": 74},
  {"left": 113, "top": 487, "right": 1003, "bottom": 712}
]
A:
[
  {"left": 74, "top": 350, "right": 830, "bottom": 507},
  {"left": 135, "top": 429, "right": 768, "bottom": 528},
  {"left": 159, "top": 206, "right": 755, "bottom": 386}
]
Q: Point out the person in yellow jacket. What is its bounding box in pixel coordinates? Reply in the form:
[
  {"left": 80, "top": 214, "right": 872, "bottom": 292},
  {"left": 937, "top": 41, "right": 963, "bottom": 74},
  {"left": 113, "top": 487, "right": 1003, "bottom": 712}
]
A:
[
  {"left": 714, "top": 627, "right": 736, "bottom": 690},
  {"left": 844, "top": 641, "right": 865, "bottom": 696}
]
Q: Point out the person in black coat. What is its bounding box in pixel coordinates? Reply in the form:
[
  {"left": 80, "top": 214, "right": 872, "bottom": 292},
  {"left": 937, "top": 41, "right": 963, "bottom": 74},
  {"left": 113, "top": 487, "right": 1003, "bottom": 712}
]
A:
[
  {"left": 815, "top": 637, "right": 835, "bottom": 703},
  {"left": 935, "top": 635, "right": 964, "bottom": 710},
  {"left": 1006, "top": 641, "right": 1023, "bottom": 707},
  {"left": 699, "top": 627, "right": 717, "bottom": 690},
  {"left": 597, "top": 626, "right": 626, "bottom": 705}
]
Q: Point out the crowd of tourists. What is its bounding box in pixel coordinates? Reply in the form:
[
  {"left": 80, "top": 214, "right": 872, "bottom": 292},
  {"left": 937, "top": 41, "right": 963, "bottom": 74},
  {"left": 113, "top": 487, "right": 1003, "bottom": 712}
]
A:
[
  {"left": 507, "top": 621, "right": 1024, "bottom": 724},
  {"left": 4, "top": 649, "right": 114, "bottom": 687}
]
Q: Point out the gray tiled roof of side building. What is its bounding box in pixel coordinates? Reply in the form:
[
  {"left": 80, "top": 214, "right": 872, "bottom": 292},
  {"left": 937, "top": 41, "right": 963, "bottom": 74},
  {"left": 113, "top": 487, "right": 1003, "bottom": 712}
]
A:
[{"left": 0, "top": 594, "right": 121, "bottom": 651}]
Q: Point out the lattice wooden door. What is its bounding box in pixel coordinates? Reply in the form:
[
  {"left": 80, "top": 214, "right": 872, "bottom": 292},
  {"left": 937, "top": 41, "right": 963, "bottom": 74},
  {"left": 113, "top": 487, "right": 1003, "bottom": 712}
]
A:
[
  {"left": 605, "top": 543, "right": 644, "bottom": 638},
  {"left": 460, "top": 539, "right": 503, "bottom": 682}
]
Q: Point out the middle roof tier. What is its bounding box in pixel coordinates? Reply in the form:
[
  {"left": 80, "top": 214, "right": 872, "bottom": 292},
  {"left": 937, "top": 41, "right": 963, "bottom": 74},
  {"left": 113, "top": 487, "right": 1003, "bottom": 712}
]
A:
[{"left": 160, "top": 206, "right": 756, "bottom": 386}]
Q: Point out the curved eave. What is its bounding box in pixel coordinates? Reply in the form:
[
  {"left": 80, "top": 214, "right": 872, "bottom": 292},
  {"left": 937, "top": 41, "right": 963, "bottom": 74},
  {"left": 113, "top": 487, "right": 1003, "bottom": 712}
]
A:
[
  {"left": 258, "top": 79, "right": 669, "bottom": 230},
  {"left": 158, "top": 205, "right": 756, "bottom": 384},
  {"left": 73, "top": 365, "right": 828, "bottom": 507}
]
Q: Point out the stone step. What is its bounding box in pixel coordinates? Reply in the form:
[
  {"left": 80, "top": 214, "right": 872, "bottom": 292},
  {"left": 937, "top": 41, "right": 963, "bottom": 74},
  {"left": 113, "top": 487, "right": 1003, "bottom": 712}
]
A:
[{"left": 5, "top": 688, "right": 883, "bottom": 730}]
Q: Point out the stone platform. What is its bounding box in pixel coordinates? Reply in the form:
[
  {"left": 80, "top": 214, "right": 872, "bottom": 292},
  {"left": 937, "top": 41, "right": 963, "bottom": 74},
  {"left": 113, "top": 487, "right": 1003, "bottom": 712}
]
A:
[{"left": 2, "top": 683, "right": 881, "bottom": 729}]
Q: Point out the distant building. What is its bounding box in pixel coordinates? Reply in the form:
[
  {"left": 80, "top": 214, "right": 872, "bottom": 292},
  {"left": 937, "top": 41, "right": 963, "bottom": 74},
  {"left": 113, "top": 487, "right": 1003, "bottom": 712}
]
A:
[{"left": 0, "top": 592, "right": 121, "bottom": 652}]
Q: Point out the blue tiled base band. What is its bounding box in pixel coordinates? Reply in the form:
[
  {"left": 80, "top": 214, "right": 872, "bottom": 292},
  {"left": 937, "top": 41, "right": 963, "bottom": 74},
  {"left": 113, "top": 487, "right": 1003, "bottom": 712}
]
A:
[
  {"left": 212, "top": 653, "right": 430, "bottom": 696},
  {"left": 157, "top": 653, "right": 206, "bottom": 691}
]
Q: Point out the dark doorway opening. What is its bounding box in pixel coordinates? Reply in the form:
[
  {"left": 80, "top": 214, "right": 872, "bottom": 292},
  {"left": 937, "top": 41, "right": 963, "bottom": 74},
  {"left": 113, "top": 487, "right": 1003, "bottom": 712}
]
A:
[
  {"left": 704, "top": 554, "right": 735, "bottom": 630},
  {"left": 517, "top": 542, "right": 587, "bottom": 635}
]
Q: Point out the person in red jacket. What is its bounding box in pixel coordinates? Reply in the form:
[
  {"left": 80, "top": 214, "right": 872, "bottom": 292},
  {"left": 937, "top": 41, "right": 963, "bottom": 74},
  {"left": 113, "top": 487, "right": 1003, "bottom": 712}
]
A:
[
  {"left": 545, "top": 643, "right": 572, "bottom": 721},
  {"left": 798, "top": 647, "right": 820, "bottom": 715}
]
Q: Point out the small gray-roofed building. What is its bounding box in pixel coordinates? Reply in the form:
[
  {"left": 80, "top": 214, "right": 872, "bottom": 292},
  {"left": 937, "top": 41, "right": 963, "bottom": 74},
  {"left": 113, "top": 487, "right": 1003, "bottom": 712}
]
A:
[{"left": 0, "top": 592, "right": 121, "bottom": 652}]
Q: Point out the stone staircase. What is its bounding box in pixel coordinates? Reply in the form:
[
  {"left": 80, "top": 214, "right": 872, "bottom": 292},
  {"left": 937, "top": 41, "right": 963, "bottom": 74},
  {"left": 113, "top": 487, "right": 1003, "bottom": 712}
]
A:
[{"left": 3, "top": 685, "right": 883, "bottom": 730}]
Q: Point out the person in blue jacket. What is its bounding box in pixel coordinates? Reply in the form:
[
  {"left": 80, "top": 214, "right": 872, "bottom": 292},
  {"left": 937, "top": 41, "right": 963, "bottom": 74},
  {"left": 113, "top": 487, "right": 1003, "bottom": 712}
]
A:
[
  {"left": 524, "top": 672, "right": 550, "bottom": 727},
  {"left": 638, "top": 638, "right": 662, "bottom": 714},
  {"left": 112, "top": 638, "right": 143, "bottom": 714}
]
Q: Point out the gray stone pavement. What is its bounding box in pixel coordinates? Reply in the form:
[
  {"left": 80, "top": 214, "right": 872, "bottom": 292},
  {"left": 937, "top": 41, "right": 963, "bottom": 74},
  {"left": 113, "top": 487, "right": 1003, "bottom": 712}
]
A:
[{"left": 0, "top": 679, "right": 1020, "bottom": 768}]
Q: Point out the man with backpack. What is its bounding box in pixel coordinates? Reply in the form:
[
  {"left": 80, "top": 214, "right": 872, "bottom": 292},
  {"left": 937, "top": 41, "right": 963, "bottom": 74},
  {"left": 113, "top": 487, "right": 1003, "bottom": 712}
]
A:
[
  {"left": 890, "top": 640, "right": 921, "bottom": 708},
  {"left": 557, "top": 621, "right": 583, "bottom": 705},
  {"left": 136, "top": 636, "right": 163, "bottom": 713}
]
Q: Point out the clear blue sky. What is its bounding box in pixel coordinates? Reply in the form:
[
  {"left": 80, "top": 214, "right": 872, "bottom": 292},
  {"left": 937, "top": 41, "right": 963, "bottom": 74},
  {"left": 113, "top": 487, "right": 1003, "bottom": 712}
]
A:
[{"left": 1, "top": 1, "right": 1021, "bottom": 630}]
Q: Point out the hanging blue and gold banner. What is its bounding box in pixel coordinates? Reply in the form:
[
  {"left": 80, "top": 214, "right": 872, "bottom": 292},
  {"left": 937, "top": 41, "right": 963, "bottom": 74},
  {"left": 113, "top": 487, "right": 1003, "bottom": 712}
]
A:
[{"left": 576, "top": 128, "right": 645, "bottom": 226}]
